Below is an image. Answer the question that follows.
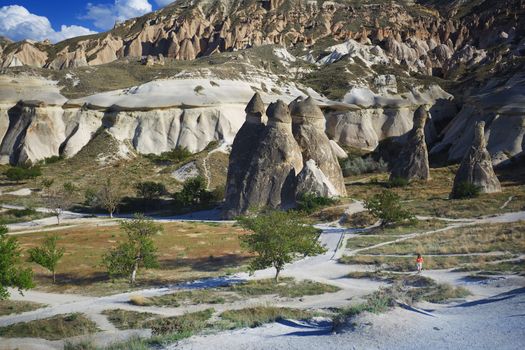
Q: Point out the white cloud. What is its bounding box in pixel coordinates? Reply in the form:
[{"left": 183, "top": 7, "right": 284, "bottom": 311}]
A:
[
  {"left": 0, "top": 5, "right": 96, "bottom": 43},
  {"left": 84, "top": 0, "right": 153, "bottom": 30},
  {"left": 155, "top": 0, "right": 175, "bottom": 6}
]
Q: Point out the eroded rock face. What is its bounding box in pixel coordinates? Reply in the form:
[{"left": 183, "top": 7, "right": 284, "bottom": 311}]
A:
[
  {"left": 296, "top": 159, "right": 338, "bottom": 198},
  {"left": 231, "top": 100, "right": 303, "bottom": 216},
  {"left": 290, "top": 96, "right": 346, "bottom": 195},
  {"left": 389, "top": 106, "right": 430, "bottom": 181},
  {"left": 223, "top": 93, "right": 266, "bottom": 218},
  {"left": 452, "top": 121, "right": 501, "bottom": 196}
]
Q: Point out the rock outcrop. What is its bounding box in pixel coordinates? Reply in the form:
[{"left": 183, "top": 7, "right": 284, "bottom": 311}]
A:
[
  {"left": 290, "top": 96, "right": 346, "bottom": 195},
  {"left": 389, "top": 106, "right": 431, "bottom": 182},
  {"left": 223, "top": 93, "right": 266, "bottom": 218},
  {"left": 230, "top": 100, "right": 303, "bottom": 216},
  {"left": 451, "top": 121, "right": 501, "bottom": 196},
  {"left": 296, "top": 159, "right": 338, "bottom": 198}
]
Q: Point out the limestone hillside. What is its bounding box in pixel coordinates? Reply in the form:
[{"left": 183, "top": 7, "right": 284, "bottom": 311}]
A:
[{"left": 0, "top": 0, "right": 523, "bottom": 168}]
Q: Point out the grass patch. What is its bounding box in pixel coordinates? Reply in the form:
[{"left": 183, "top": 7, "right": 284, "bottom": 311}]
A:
[
  {"left": 146, "top": 289, "right": 238, "bottom": 307},
  {"left": 149, "top": 309, "right": 213, "bottom": 336},
  {"left": 364, "top": 219, "right": 449, "bottom": 236},
  {"left": 219, "top": 306, "right": 313, "bottom": 329},
  {"left": 15, "top": 221, "right": 249, "bottom": 295},
  {"left": 453, "top": 259, "right": 525, "bottom": 275},
  {"left": 345, "top": 166, "right": 525, "bottom": 219},
  {"left": 102, "top": 309, "right": 157, "bottom": 330},
  {"left": 0, "top": 208, "right": 53, "bottom": 225},
  {"left": 346, "top": 235, "right": 402, "bottom": 250},
  {"left": 0, "top": 300, "right": 45, "bottom": 316},
  {"left": 339, "top": 254, "right": 512, "bottom": 272},
  {"left": 0, "top": 313, "right": 98, "bottom": 340},
  {"left": 341, "top": 210, "right": 377, "bottom": 228},
  {"left": 226, "top": 278, "right": 340, "bottom": 298},
  {"left": 364, "top": 221, "right": 525, "bottom": 255}
]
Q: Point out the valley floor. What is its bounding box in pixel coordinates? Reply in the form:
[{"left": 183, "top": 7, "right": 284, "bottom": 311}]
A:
[{"left": 0, "top": 204, "right": 524, "bottom": 350}]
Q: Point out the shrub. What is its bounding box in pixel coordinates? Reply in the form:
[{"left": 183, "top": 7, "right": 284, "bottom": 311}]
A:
[
  {"left": 172, "top": 176, "right": 216, "bottom": 209},
  {"left": 144, "top": 147, "right": 192, "bottom": 165},
  {"left": 364, "top": 190, "right": 416, "bottom": 227},
  {"left": 42, "top": 155, "right": 63, "bottom": 164},
  {"left": 135, "top": 182, "right": 166, "bottom": 201},
  {"left": 340, "top": 156, "right": 388, "bottom": 177},
  {"left": 386, "top": 176, "right": 409, "bottom": 188},
  {"left": 150, "top": 309, "right": 213, "bottom": 335},
  {"left": 4, "top": 166, "right": 42, "bottom": 183},
  {"left": 296, "top": 192, "right": 337, "bottom": 214},
  {"left": 28, "top": 235, "right": 65, "bottom": 283},
  {"left": 451, "top": 182, "right": 481, "bottom": 199}
]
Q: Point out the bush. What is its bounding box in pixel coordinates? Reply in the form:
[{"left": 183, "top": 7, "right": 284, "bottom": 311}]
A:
[
  {"left": 135, "top": 182, "right": 166, "bottom": 201},
  {"left": 451, "top": 182, "right": 481, "bottom": 199},
  {"left": 42, "top": 155, "right": 63, "bottom": 164},
  {"left": 144, "top": 147, "right": 192, "bottom": 165},
  {"left": 364, "top": 190, "right": 415, "bottom": 227},
  {"left": 172, "top": 176, "right": 216, "bottom": 209},
  {"left": 386, "top": 176, "right": 409, "bottom": 188},
  {"left": 340, "top": 156, "right": 388, "bottom": 177},
  {"left": 296, "top": 192, "right": 337, "bottom": 214},
  {"left": 4, "top": 166, "right": 42, "bottom": 183}
]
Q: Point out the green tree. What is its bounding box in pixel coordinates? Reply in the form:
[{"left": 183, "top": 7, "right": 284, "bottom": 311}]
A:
[
  {"left": 135, "top": 181, "right": 166, "bottom": 201},
  {"left": 0, "top": 225, "right": 34, "bottom": 299},
  {"left": 4, "top": 166, "right": 42, "bottom": 183},
  {"left": 238, "top": 210, "right": 325, "bottom": 281},
  {"left": 173, "top": 176, "right": 214, "bottom": 208},
  {"left": 102, "top": 214, "right": 162, "bottom": 284},
  {"left": 28, "top": 235, "right": 65, "bottom": 283},
  {"left": 364, "top": 190, "right": 415, "bottom": 227}
]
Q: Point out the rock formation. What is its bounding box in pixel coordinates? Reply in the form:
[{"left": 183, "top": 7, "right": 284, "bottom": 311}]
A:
[
  {"left": 290, "top": 96, "right": 346, "bottom": 195},
  {"left": 223, "top": 93, "right": 266, "bottom": 218},
  {"left": 296, "top": 159, "right": 339, "bottom": 198},
  {"left": 229, "top": 100, "right": 303, "bottom": 216},
  {"left": 389, "top": 106, "right": 431, "bottom": 182},
  {"left": 451, "top": 121, "right": 501, "bottom": 196}
]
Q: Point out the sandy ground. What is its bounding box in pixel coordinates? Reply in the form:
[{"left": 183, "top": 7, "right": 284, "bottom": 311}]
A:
[{"left": 171, "top": 284, "right": 525, "bottom": 350}]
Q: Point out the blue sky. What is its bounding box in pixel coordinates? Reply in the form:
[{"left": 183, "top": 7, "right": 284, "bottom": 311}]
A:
[{"left": 0, "top": 0, "right": 174, "bottom": 43}]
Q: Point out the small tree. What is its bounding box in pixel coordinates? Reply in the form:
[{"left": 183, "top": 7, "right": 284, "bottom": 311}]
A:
[
  {"left": 173, "top": 176, "right": 214, "bottom": 208},
  {"left": 97, "top": 178, "right": 122, "bottom": 218},
  {"left": 102, "top": 214, "right": 162, "bottom": 284},
  {"left": 45, "top": 183, "right": 75, "bottom": 225},
  {"left": 28, "top": 235, "right": 65, "bottom": 283},
  {"left": 238, "top": 210, "right": 325, "bottom": 281},
  {"left": 135, "top": 181, "right": 166, "bottom": 201},
  {"left": 364, "top": 190, "right": 415, "bottom": 227},
  {"left": 0, "top": 225, "right": 34, "bottom": 299},
  {"left": 40, "top": 178, "right": 54, "bottom": 193}
]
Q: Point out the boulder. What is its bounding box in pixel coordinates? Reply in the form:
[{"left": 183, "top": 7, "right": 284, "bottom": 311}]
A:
[
  {"left": 451, "top": 121, "right": 501, "bottom": 196},
  {"left": 232, "top": 100, "right": 303, "bottom": 216},
  {"left": 290, "top": 96, "right": 347, "bottom": 195},
  {"left": 296, "top": 159, "right": 338, "bottom": 198},
  {"left": 389, "top": 106, "right": 431, "bottom": 181},
  {"left": 223, "top": 93, "right": 266, "bottom": 218}
]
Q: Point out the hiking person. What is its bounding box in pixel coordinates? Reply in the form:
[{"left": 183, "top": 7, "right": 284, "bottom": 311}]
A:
[{"left": 416, "top": 254, "right": 424, "bottom": 273}]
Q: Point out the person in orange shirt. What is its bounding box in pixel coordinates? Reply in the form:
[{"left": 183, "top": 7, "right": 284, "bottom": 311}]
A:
[{"left": 416, "top": 254, "right": 424, "bottom": 273}]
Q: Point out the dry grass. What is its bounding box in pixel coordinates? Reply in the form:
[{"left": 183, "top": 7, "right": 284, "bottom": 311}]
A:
[
  {"left": 219, "top": 306, "right": 314, "bottom": 329},
  {"left": 146, "top": 289, "right": 238, "bottom": 307},
  {"left": 16, "top": 221, "right": 249, "bottom": 295},
  {"left": 364, "top": 221, "right": 525, "bottom": 255},
  {"left": 225, "top": 278, "right": 341, "bottom": 298},
  {"left": 346, "top": 235, "right": 402, "bottom": 250},
  {"left": 129, "top": 295, "right": 150, "bottom": 306},
  {"left": 0, "top": 300, "right": 45, "bottom": 316},
  {"left": 101, "top": 309, "right": 157, "bottom": 330},
  {"left": 0, "top": 313, "right": 98, "bottom": 340},
  {"left": 364, "top": 219, "right": 449, "bottom": 236},
  {"left": 339, "top": 254, "right": 512, "bottom": 272},
  {"left": 341, "top": 210, "right": 377, "bottom": 228},
  {"left": 345, "top": 166, "right": 525, "bottom": 219}
]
